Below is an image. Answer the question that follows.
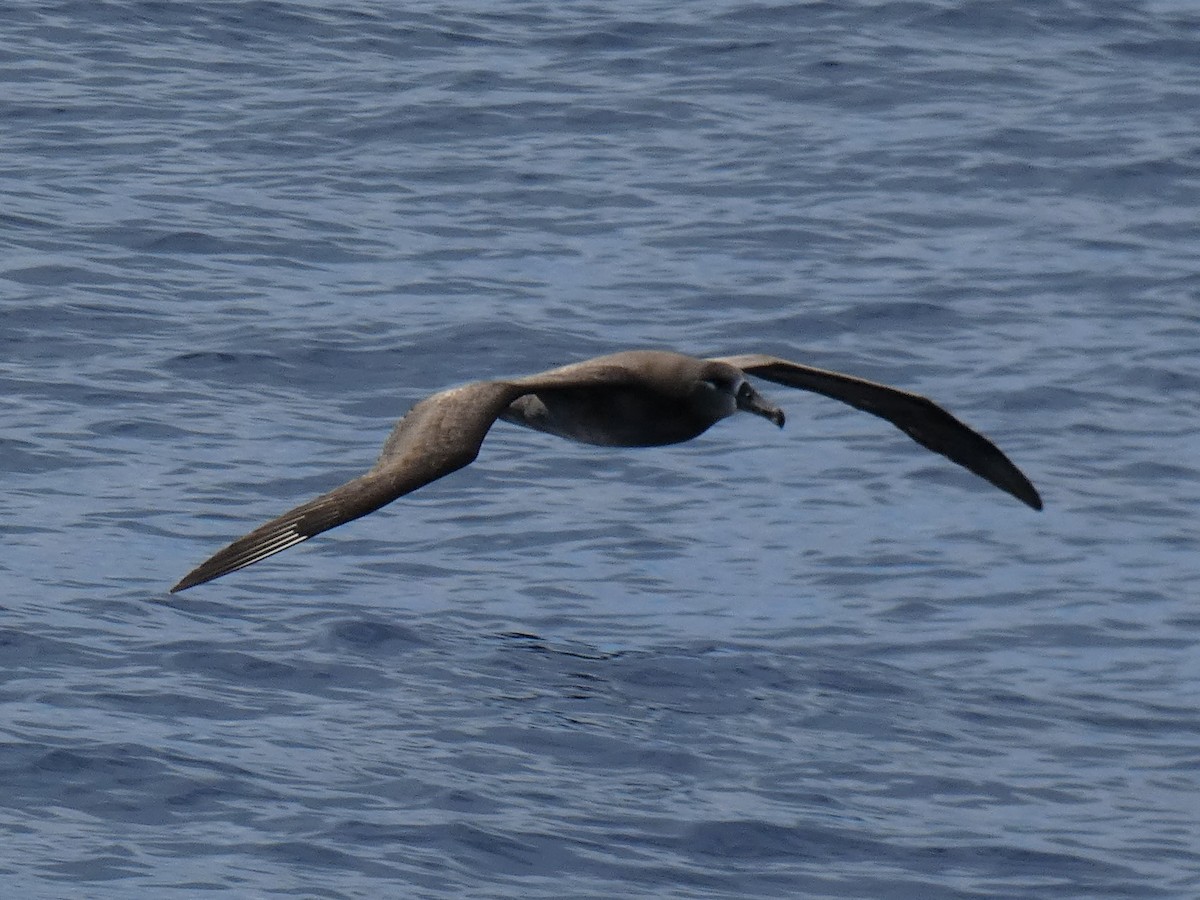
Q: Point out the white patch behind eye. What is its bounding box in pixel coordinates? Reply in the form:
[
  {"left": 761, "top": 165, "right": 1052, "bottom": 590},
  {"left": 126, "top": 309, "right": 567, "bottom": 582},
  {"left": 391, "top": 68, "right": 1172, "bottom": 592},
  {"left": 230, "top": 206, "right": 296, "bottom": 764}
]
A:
[{"left": 702, "top": 377, "right": 744, "bottom": 396}]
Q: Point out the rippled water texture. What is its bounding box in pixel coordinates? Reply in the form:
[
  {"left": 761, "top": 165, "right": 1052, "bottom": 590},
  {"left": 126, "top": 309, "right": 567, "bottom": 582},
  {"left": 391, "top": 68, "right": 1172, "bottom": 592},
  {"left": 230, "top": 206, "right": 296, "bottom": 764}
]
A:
[{"left": 3, "top": 1, "right": 1199, "bottom": 897}]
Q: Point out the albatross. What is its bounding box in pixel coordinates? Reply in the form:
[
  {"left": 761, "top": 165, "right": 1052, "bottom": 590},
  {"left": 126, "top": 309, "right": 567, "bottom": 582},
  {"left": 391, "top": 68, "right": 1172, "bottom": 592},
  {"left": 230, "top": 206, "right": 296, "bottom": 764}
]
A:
[{"left": 170, "top": 349, "right": 1041, "bottom": 592}]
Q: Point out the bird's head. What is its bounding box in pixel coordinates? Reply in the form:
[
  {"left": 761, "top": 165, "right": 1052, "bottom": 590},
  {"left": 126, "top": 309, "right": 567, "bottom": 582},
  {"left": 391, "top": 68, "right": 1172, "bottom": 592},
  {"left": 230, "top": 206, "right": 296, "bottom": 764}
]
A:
[{"left": 693, "top": 363, "right": 785, "bottom": 429}]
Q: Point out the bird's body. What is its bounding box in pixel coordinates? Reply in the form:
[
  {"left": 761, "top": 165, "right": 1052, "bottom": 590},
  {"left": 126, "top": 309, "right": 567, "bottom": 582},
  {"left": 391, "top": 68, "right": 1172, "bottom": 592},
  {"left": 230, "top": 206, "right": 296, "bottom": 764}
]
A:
[
  {"left": 498, "top": 350, "right": 760, "bottom": 446},
  {"left": 170, "top": 349, "right": 1041, "bottom": 593}
]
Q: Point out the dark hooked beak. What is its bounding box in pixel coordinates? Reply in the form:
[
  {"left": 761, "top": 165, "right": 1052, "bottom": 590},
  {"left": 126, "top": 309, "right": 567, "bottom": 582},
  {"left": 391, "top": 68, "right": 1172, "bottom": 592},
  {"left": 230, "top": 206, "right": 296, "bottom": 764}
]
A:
[{"left": 737, "top": 384, "right": 785, "bottom": 428}]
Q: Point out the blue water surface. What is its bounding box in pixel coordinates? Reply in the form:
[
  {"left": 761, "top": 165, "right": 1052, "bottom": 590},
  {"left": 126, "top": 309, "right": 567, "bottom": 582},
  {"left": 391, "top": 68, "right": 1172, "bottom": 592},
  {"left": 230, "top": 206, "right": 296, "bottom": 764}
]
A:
[{"left": 3, "top": 1, "right": 1199, "bottom": 897}]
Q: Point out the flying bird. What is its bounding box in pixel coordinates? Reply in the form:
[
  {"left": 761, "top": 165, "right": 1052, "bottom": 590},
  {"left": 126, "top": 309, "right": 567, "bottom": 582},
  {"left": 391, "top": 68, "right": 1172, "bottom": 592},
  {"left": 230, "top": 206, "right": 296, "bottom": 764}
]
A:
[{"left": 170, "top": 349, "right": 1041, "bottom": 592}]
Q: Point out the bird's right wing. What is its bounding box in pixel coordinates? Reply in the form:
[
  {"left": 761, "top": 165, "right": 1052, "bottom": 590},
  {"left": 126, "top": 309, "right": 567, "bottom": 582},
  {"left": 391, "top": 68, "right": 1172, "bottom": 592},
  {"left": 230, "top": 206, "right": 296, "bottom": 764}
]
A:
[
  {"left": 171, "top": 380, "right": 523, "bottom": 593},
  {"left": 171, "top": 361, "right": 655, "bottom": 593}
]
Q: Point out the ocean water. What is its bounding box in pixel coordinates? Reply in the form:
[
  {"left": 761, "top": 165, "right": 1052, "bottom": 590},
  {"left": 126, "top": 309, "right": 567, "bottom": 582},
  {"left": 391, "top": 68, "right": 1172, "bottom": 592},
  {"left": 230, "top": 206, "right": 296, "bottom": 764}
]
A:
[{"left": 3, "top": 1, "right": 1199, "bottom": 897}]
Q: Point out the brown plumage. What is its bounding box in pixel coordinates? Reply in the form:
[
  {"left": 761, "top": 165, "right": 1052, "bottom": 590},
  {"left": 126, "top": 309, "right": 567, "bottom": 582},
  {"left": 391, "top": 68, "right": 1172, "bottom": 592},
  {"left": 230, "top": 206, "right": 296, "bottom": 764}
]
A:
[{"left": 170, "top": 349, "right": 1041, "bottom": 593}]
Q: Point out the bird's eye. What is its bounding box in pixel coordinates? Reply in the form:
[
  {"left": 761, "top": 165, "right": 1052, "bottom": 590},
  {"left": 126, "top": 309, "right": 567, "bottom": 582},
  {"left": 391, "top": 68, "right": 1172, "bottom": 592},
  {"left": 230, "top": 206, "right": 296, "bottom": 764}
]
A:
[{"left": 736, "top": 382, "right": 754, "bottom": 401}]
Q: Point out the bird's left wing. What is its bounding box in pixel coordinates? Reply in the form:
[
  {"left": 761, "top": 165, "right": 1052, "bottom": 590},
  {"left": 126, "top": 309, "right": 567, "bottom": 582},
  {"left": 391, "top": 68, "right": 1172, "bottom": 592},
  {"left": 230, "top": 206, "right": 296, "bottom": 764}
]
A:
[{"left": 712, "top": 354, "right": 1042, "bottom": 510}]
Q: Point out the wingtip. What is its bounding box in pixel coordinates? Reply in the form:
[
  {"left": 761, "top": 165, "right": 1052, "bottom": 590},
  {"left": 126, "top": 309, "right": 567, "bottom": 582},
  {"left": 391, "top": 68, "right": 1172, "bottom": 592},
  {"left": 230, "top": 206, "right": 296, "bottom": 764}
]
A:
[
  {"left": 169, "top": 572, "right": 200, "bottom": 594},
  {"left": 1003, "top": 471, "right": 1043, "bottom": 511}
]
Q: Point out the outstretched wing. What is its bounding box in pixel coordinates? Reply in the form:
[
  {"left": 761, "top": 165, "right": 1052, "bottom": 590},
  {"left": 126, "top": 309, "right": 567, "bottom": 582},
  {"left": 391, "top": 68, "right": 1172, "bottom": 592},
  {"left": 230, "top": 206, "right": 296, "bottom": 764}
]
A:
[
  {"left": 170, "top": 361, "right": 652, "bottom": 593},
  {"left": 170, "top": 380, "right": 523, "bottom": 593},
  {"left": 712, "top": 354, "right": 1042, "bottom": 510}
]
